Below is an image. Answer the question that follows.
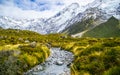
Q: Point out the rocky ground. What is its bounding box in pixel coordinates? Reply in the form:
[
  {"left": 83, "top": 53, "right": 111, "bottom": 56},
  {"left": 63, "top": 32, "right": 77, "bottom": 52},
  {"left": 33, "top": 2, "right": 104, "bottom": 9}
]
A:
[{"left": 25, "top": 48, "right": 74, "bottom": 75}]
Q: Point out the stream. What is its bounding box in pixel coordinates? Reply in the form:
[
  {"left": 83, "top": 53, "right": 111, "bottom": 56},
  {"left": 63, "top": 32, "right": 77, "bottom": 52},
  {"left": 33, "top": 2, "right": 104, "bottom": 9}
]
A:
[{"left": 25, "top": 48, "right": 74, "bottom": 75}]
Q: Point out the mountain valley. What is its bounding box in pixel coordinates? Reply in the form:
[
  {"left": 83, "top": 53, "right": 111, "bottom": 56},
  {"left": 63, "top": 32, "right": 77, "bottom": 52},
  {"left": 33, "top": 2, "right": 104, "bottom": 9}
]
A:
[{"left": 0, "top": 0, "right": 120, "bottom": 75}]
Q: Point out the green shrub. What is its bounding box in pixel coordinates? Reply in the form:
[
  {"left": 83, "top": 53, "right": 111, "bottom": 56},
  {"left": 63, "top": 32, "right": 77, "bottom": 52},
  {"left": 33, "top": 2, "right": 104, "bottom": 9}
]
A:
[{"left": 104, "top": 66, "right": 120, "bottom": 75}]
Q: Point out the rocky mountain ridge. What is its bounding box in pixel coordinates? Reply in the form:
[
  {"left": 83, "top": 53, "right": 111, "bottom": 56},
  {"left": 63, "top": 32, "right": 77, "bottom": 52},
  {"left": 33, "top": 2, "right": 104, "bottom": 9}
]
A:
[{"left": 0, "top": 0, "right": 120, "bottom": 34}]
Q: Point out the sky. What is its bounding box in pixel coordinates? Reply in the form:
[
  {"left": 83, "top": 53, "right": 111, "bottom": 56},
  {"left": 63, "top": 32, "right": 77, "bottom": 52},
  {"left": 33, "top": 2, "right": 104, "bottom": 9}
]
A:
[{"left": 0, "top": 0, "right": 95, "bottom": 19}]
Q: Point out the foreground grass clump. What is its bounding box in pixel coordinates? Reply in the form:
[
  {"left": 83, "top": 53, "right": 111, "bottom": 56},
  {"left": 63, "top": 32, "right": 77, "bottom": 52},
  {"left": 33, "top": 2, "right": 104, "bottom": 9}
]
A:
[
  {"left": 0, "top": 44, "right": 50, "bottom": 75},
  {"left": 103, "top": 66, "right": 120, "bottom": 75}
]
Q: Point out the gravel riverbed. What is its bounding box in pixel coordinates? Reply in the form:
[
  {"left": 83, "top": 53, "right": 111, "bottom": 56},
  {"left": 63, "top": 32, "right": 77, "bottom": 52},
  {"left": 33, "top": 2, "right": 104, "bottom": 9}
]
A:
[{"left": 25, "top": 48, "right": 74, "bottom": 75}]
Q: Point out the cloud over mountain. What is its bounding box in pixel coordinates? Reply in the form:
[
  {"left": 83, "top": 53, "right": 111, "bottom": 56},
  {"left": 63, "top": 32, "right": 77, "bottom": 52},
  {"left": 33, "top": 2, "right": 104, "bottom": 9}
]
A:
[{"left": 0, "top": 0, "right": 94, "bottom": 19}]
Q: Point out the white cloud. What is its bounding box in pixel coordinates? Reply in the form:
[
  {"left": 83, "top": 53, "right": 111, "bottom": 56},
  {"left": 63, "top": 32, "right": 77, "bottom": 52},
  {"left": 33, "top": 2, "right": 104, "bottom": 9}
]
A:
[
  {"left": 59, "top": 0, "right": 95, "bottom": 9},
  {"left": 0, "top": 5, "right": 58, "bottom": 19},
  {"left": 0, "top": 0, "right": 95, "bottom": 19}
]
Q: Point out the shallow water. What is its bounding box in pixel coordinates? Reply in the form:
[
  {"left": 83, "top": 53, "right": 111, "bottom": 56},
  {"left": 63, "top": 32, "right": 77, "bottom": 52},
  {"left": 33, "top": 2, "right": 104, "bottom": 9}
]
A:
[{"left": 25, "top": 48, "right": 74, "bottom": 75}]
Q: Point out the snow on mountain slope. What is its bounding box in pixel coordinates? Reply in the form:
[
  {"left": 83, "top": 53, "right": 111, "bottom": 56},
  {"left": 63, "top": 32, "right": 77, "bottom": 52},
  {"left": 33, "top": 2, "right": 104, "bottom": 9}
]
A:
[
  {"left": 45, "top": 3, "right": 80, "bottom": 33},
  {"left": 99, "top": 0, "right": 120, "bottom": 19},
  {"left": 0, "top": 0, "right": 120, "bottom": 34},
  {"left": 0, "top": 3, "right": 81, "bottom": 34},
  {"left": 0, "top": 16, "right": 47, "bottom": 33}
]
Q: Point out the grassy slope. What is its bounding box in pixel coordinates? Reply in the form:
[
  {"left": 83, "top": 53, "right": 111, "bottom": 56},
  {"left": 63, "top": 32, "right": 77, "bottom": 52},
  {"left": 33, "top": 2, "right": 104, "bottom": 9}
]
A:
[
  {"left": 51, "top": 37, "right": 120, "bottom": 75},
  {"left": 62, "top": 17, "right": 94, "bottom": 35},
  {"left": 83, "top": 17, "right": 120, "bottom": 38},
  {"left": 0, "top": 29, "right": 50, "bottom": 75},
  {"left": 0, "top": 27, "right": 120, "bottom": 75}
]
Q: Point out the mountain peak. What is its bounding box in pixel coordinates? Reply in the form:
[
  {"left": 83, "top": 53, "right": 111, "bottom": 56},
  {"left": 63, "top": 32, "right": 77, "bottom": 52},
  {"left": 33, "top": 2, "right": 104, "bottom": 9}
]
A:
[
  {"left": 108, "top": 16, "right": 118, "bottom": 22},
  {"left": 68, "top": 3, "right": 79, "bottom": 9}
]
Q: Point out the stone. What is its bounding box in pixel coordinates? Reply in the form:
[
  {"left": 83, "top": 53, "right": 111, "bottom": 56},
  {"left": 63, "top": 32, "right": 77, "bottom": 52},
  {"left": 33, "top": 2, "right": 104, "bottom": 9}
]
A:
[
  {"left": 33, "top": 66, "right": 43, "bottom": 71},
  {"left": 67, "top": 63, "right": 71, "bottom": 68},
  {"left": 25, "top": 40, "right": 30, "bottom": 43},
  {"left": 18, "top": 38, "right": 23, "bottom": 41},
  {"left": 56, "top": 60, "right": 64, "bottom": 65},
  {"left": 29, "top": 41, "right": 37, "bottom": 48},
  {"left": 37, "top": 66, "right": 44, "bottom": 71}
]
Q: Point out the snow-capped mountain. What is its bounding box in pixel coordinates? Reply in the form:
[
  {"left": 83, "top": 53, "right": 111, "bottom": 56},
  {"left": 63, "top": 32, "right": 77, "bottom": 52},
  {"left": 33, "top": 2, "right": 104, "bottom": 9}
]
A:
[
  {"left": 0, "top": 16, "right": 47, "bottom": 33},
  {"left": 0, "top": 0, "right": 120, "bottom": 34}
]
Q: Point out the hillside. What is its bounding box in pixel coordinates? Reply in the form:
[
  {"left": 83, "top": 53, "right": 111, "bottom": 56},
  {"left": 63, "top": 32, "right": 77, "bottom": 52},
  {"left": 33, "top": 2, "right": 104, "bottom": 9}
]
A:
[
  {"left": 83, "top": 17, "right": 120, "bottom": 38},
  {"left": 62, "top": 17, "right": 95, "bottom": 35},
  {"left": 0, "top": 28, "right": 50, "bottom": 75},
  {"left": 0, "top": 28, "right": 120, "bottom": 75}
]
